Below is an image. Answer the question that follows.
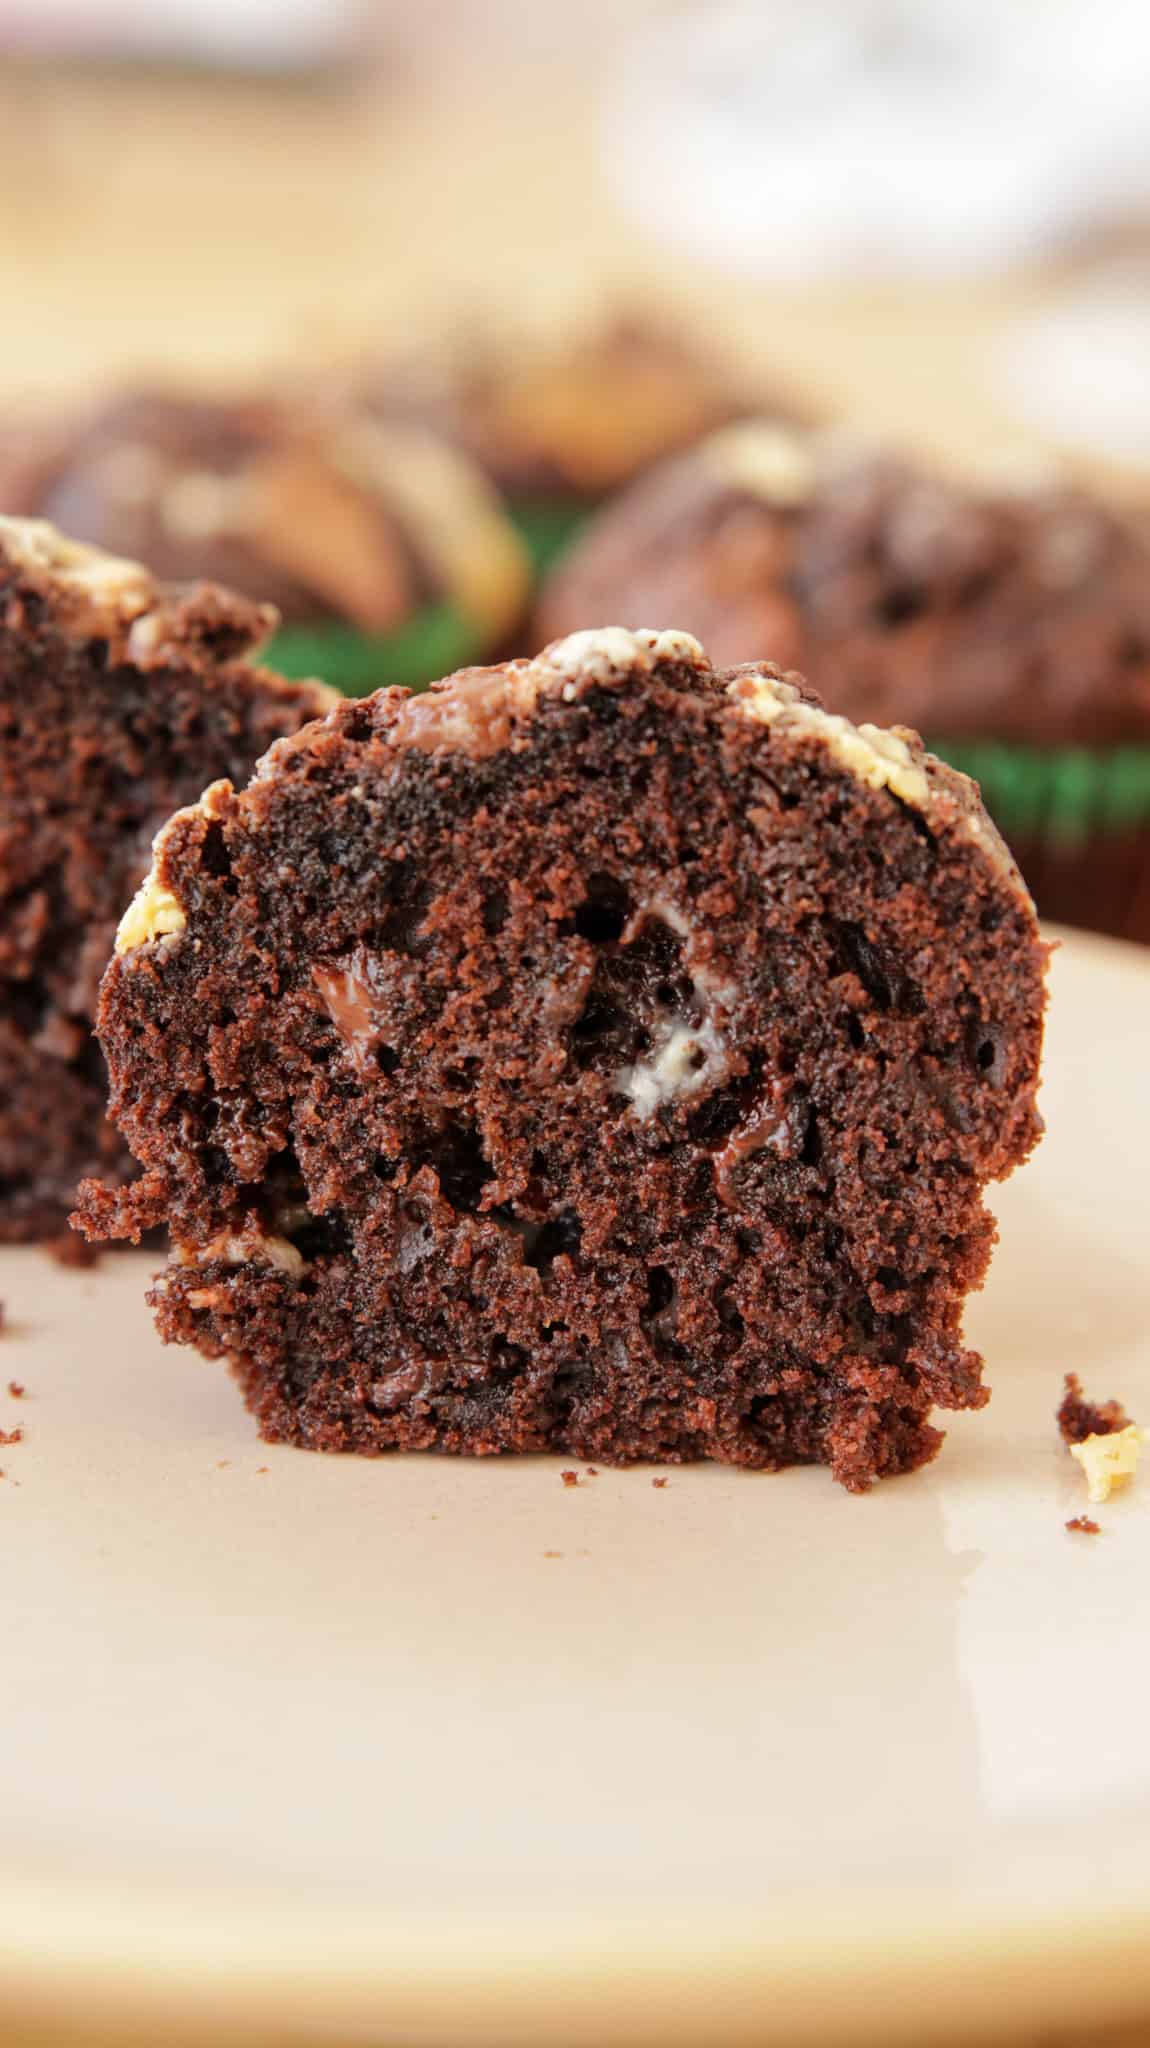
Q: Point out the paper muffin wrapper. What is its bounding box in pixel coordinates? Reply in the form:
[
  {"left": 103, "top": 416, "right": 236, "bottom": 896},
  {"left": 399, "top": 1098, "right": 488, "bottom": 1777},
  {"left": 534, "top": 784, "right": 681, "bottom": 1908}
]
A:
[
  {"left": 268, "top": 606, "right": 482, "bottom": 698},
  {"left": 932, "top": 739, "right": 1150, "bottom": 944}
]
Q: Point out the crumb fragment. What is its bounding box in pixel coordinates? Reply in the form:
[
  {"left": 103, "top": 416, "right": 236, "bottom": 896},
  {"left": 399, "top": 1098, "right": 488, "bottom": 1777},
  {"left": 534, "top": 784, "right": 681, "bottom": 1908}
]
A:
[
  {"left": 585, "top": 1465, "right": 598, "bottom": 1476},
  {"left": 652, "top": 1477, "right": 668, "bottom": 1489},
  {"left": 7, "top": 1382, "right": 25, "bottom": 1399},
  {"left": 1057, "top": 1372, "right": 1130, "bottom": 1445},
  {"left": 1069, "top": 1425, "right": 1150, "bottom": 1505},
  {"left": 560, "top": 1469, "right": 579, "bottom": 1488},
  {"left": 215, "top": 1459, "right": 231, "bottom": 1469},
  {"left": 0, "top": 1428, "right": 23, "bottom": 1447},
  {"left": 544, "top": 1549, "right": 562, "bottom": 1558},
  {"left": 46, "top": 1231, "right": 100, "bottom": 1269},
  {"left": 255, "top": 1464, "right": 269, "bottom": 1474},
  {"left": 1065, "top": 1515, "right": 1101, "bottom": 1535}
]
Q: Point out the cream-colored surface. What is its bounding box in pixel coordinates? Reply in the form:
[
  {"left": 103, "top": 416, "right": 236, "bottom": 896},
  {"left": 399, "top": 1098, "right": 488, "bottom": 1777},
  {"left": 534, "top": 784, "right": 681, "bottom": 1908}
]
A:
[
  {"left": 701, "top": 418, "right": 819, "bottom": 504},
  {"left": 541, "top": 624, "right": 705, "bottom": 684},
  {"left": 114, "top": 875, "right": 187, "bottom": 954},
  {"left": 0, "top": 64, "right": 1146, "bottom": 501},
  {"left": 115, "top": 780, "right": 234, "bottom": 956},
  {"left": 0, "top": 515, "right": 153, "bottom": 624},
  {"left": 1070, "top": 1425, "right": 1150, "bottom": 1504},
  {"left": 1, "top": 928, "right": 1149, "bottom": 2048},
  {"left": 337, "top": 416, "right": 531, "bottom": 639},
  {"left": 170, "top": 1232, "right": 307, "bottom": 1284},
  {"left": 727, "top": 669, "right": 933, "bottom": 807}
]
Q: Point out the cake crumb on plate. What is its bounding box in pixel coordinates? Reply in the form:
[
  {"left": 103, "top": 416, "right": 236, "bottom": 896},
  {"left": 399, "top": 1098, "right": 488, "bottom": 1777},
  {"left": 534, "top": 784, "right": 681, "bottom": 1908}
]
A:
[{"left": 1057, "top": 1371, "right": 1131, "bottom": 1444}]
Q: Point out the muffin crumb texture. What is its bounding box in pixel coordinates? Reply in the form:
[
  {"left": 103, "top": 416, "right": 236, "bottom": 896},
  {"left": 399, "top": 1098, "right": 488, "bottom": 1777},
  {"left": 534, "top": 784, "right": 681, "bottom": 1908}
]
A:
[
  {"left": 1057, "top": 1371, "right": 1131, "bottom": 1445},
  {"left": 0, "top": 514, "right": 329, "bottom": 1241},
  {"left": 76, "top": 630, "right": 1046, "bottom": 1489}
]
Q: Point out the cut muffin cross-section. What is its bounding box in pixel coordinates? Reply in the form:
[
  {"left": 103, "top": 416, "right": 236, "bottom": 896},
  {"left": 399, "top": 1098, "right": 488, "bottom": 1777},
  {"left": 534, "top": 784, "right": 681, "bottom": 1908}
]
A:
[
  {"left": 77, "top": 628, "right": 1047, "bottom": 1487},
  {"left": 0, "top": 515, "right": 333, "bottom": 1241}
]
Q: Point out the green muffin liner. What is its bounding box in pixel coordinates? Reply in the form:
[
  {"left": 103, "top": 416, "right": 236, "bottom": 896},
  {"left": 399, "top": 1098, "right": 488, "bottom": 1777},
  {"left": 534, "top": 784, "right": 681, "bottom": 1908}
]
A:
[
  {"left": 507, "top": 497, "right": 592, "bottom": 578},
  {"left": 929, "top": 740, "right": 1150, "bottom": 849},
  {"left": 268, "top": 607, "right": 481, "bottom": 698},
  {"left": 266, "top": 502, "right": 588, "bottom": 697}
]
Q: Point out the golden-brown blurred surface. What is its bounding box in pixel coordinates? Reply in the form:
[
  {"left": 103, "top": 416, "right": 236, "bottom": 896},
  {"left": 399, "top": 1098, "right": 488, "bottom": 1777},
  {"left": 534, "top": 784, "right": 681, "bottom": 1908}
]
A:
[{"left": 0, "top": 58, "right": 1144, "bottom": 496}]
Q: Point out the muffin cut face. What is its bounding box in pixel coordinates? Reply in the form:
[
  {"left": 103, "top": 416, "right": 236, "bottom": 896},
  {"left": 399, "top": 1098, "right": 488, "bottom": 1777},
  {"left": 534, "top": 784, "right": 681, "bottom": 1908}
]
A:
[
  {"left": 78, "top": 629, "right": 1047, "bottom": 1488},
  {"left": 0, "top": 515, "right": 333, "bottom": 1241}
]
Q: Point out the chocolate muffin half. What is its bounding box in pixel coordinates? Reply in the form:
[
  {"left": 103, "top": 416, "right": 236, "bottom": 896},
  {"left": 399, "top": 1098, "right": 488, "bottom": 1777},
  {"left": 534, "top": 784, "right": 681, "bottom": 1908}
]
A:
[
  {"left": 0, "top": 389, "right": 531, "bottom": 694},
  {"left": 359, "top": 314, "right": 812, "bottom": 576},
  {"left": 77, "top": 629, "right": 1046, "bottom": 1488},
  {"left": 0, "top": 516, "right": 332, "bottom": 1241},
  {"left": 538, "top": 424, "right": 1150, "bottom": 941}
]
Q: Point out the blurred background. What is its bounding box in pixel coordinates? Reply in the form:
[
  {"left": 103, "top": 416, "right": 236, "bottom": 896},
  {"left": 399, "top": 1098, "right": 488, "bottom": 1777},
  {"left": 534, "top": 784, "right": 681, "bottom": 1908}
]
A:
[
  {"left": 1, "top": 0, "right": 1148, "bottom": 463},
  {"left": 2, "top": 0, "right": 1150, "bottom": 939}
]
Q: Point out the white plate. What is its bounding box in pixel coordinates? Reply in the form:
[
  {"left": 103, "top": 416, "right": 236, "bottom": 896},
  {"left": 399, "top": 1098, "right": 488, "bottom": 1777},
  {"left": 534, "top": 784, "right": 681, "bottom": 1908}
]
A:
[{"left": 3, "top": 926, "right": 1149, "bottom": 2048}]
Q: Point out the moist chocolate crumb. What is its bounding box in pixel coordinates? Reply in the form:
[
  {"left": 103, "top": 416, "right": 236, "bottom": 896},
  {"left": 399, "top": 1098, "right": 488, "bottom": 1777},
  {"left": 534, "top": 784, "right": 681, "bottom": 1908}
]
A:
[
  {"left": 652, "top": 1477, "right": 669, "bottom": 1488},
  {"left": 0, "top": 1428, "right": 23, "bottom": 1446},
  {"left": 74, "top": 629, "right": 1046, "bottom": 1487},
  {"left": 1065, "top": 1515, "right": 1101, "bottom": 1535},
  {"left": 46, "top": 1231, "right": 101, "bottom": 1270},
  {"left": 0, "top": 514, "right": 331, "bottom": 1245},
  {"left": 7, "top": 1382, "right": 25, "bottom": 1399},
  {"left": 1057, "top": 1372, "right": 1131, "bottom": 1446}
]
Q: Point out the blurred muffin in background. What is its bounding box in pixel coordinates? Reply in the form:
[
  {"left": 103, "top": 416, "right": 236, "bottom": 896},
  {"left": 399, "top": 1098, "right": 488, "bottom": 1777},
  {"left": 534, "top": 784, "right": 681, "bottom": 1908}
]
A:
[
  {"left": 355, "top": 314, "right": 811, "bottom": 573},
  {"left": 539, "top": 420, "right": 1150, "bottom": 943},
  {"left": 0, "top": 390, "right": 531, "bottom": 694}
]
